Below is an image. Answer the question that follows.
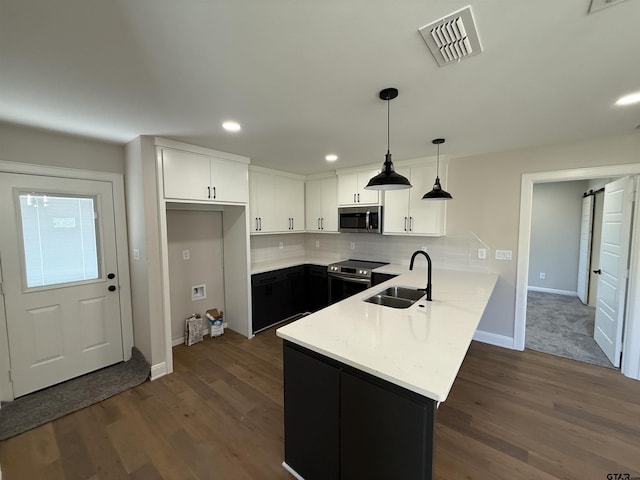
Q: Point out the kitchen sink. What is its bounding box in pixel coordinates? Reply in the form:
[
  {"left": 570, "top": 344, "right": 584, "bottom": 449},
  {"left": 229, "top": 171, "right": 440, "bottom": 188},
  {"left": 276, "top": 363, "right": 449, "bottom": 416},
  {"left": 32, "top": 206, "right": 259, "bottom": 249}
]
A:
[
  {"left": 377, "top": 286, "right": 426, "bottom": 301},
  {"left": 363, "top": 286, "right": 425, "bottom": 309}
]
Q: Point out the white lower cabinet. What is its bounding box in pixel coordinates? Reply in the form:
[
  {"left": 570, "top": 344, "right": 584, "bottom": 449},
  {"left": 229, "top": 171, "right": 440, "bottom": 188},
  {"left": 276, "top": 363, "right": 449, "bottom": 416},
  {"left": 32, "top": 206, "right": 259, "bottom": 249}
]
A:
[
  {"left": 305, "top": 176, "right": 338, "bottom": 232},
  {"left": 161, "top": 147, "right": 248, "bottom": 203},
  {"left": 383, "top": 164, "right": 446, "bottom": 236},
  {"left": 250, "top": 168, "right": 305, "bottom": 234}
]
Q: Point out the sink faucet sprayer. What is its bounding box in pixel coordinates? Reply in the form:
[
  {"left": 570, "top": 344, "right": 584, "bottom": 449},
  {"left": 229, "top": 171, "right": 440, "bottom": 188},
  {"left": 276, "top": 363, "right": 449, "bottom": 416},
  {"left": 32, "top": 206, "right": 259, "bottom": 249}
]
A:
[{"left": 409, "top": 250, "right": 432, "bottom": 301}]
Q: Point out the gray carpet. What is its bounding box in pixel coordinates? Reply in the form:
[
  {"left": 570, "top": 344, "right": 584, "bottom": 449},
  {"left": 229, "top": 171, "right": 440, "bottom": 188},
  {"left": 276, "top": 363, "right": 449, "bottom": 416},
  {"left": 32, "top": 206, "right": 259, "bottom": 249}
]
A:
[
  {"left": 526, "top": 291, "right": 614, "bottom": 368},
  {"left": 0, "top": 347, "right": 150, "bottom": 440}
]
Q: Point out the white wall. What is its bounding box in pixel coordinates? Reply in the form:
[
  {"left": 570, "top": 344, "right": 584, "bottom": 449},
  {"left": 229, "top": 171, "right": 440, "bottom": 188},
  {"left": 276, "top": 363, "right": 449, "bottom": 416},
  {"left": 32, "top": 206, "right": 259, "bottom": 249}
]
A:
[
  {"left": 528, "top": 181, "right": 588, "bottom": 292},
  {"left": 124, "top": 136, "right": 165, "bottom": 368},
  {"left": 447, "top": 132, "right": 640, "bottom": 338},
  {"left": 0, "top": 121, "right": 124, "bottom": 173},
  {"left": 167, "top": 210, "right": 225, "bottom": 342}
]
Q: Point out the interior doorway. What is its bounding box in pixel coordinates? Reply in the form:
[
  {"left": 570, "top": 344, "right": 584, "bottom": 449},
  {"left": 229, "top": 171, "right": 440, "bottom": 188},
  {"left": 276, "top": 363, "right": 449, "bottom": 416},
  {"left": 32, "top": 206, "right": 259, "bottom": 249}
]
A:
[
  {"left": 515, "top": 164, "right": 640, "bottom": 381},
  {"left": 525, "top": 180, "right": 614, "bottom": 368}
]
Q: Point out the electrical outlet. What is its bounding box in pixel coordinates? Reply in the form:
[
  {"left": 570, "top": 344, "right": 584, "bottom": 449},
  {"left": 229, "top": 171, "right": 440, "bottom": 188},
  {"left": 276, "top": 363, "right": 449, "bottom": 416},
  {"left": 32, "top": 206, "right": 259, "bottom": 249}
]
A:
[
  {"left": 421, "top": 245, "right": 427, "bottom": 252},
  {"left": 315, "top": 240, "right": 320, "bottom": 248},
  {"left": 350, "top": 242, "right": 356, "bottom": 250},
  {"left": 478, "top": 248, "right": 487, "bottom": 259},
  {"left": 539, "top": 272, "right": 546, "bottom": 279},
  {"left": 495, "top": 249, "right": 512, "bottom": 261},
  {"left": 182, "top": 249, "right": 190, "bottom": 260},
  {"left": 279, "top": 241, "right": 284, "bottom": 249}
]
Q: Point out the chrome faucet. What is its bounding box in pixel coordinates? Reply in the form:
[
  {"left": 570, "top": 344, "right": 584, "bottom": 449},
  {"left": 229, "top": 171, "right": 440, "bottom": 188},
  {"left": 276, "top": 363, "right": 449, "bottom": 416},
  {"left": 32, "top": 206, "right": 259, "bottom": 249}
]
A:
[{"left": 409, "top": 250, "right": 432, "bottom": 301}]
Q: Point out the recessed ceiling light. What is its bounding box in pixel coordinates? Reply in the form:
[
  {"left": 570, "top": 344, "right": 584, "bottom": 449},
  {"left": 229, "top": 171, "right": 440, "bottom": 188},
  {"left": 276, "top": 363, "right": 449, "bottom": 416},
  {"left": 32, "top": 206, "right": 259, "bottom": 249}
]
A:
[
  {"left": 325, "top": 154, "right": 338, "bottom": 162},
  {"left": 222, "top": 121, "right": 241, "bottom": 132},
  {"left": 615, "top": 92, "right": 640, "bottom": 106}
]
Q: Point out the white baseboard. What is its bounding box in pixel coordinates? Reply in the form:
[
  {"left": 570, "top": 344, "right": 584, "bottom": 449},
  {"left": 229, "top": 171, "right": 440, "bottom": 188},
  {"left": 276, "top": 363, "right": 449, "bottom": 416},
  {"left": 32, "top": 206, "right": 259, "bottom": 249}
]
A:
[
  {"left": 172, "top": 336, "right": 184, "bottom": 347},
  {"left": 282, "top": 462, "right": 305, "bottom": 480},
  {"left": 150, "top": 361, "right": 167, "bottom": 380},
  {"left": 473, "top": 329, "right": 516, "bottom": 350},
  {"left": 527, "top": 286, "right": 577, "bottom": 296}
]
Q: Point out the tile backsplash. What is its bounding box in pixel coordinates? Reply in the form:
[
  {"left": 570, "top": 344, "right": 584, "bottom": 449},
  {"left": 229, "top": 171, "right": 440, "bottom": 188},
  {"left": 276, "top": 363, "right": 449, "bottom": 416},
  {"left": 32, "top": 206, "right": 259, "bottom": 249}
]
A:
[{"left": 250, "top": 232, "right": 494, "bottom": 273}]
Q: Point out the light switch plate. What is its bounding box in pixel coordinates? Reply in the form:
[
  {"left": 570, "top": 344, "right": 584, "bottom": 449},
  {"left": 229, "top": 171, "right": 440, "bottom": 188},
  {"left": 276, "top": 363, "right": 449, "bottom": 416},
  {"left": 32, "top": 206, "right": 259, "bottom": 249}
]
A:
[
  {"left": 495, "top": 249, "right": 512, "bottom": 261},
  {"left": 478, "top": 248, "right": 487, "bottom": 259},
  {"left": 182, "top": 249, "right": 190, "bottom": 260}
]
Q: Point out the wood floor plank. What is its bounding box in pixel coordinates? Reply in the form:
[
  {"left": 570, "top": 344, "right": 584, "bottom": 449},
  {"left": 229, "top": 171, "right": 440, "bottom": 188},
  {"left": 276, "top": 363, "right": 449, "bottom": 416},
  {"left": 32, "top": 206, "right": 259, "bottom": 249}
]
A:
[{"left": 3, "top": 328, "right": 640, "bottom": 479}]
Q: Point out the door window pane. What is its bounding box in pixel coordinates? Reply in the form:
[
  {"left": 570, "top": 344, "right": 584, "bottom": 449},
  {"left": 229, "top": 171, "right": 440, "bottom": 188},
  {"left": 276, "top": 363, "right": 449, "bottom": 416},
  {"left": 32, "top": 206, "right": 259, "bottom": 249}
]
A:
[{"left": 18, "top": 193, "right": 101, "bottom": 288}]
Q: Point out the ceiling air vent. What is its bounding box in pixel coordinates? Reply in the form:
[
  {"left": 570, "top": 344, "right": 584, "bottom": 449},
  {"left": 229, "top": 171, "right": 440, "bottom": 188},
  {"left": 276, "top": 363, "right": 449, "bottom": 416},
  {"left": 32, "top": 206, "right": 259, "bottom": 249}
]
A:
[
  {"left": 418, "top": 6, "right": 482, "bottom": 67},
  {"left": 588, "top": 0, "right": 627, "bottom": 14}
]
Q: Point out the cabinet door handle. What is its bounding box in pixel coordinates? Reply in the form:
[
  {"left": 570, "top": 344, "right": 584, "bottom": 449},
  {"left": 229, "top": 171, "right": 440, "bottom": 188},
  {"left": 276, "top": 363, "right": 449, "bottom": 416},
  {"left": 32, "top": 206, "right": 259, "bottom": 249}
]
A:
[
  {"left": 410, "top": 216, "right": 413, "bottom": 231},
  {"left": 357, "top": 193, "right": 360, "bottom": 203},
  {"left": 208, "top": 186, "right": 211, "bottom": 199},
  {"left": 404, "top": 217, "right": 408, "bottom": 231},
  {"left": 353, "top": 193, "right": 356, "bottom": 203},
  {"left": 318, "top": 218, "right": 321, "bottom": 230},
  {"left": 321, "top": 217, "right": 324, "bottom": 230},
  {"left": 255, "top": 218, "right": 259, "bottom": 231},
  {"left": 213, "top": 186, "right": 216, "bottom": 199},
  {"left": 258, "top": 217, "right": 262, "bottom": 231}
]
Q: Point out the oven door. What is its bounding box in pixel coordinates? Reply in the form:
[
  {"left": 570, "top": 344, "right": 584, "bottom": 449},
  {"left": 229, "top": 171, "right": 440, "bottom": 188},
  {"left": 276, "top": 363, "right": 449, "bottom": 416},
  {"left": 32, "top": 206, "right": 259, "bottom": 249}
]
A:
[{"left": 328, "top": 274, "right": 371, "bottom": 304}]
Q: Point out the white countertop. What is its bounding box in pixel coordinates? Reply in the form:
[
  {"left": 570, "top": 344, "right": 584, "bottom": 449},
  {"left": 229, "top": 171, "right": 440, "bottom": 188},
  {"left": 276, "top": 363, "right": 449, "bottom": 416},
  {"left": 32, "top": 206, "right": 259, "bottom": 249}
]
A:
[
  {"left": 251, "top": 255, "right": 344, "bottom": 274},
  {"left": 276, "top": 266, "right": 498, "bottom": 402}
]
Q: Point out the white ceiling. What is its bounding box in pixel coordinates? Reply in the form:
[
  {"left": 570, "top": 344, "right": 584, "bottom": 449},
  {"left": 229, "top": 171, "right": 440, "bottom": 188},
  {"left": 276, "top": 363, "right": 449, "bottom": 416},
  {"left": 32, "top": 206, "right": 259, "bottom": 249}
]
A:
[{"left": 1, "top": 0, "right": 639, "bottom": 174}]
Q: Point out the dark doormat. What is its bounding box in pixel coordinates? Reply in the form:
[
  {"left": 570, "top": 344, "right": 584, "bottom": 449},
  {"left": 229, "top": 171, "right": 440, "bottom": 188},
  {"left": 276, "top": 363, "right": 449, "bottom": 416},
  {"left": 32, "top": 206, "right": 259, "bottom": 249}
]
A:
[{"left": 0, "top": 347, "right": 150, "bottom": 441}]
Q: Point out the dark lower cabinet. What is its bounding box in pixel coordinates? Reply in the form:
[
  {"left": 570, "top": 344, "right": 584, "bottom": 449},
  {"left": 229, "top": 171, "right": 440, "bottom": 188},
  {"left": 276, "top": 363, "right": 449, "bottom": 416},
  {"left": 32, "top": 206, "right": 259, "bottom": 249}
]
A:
[
  {"left": 341, "top": 371, "right": 435, "bottom": 480},
  {"left": 283, "top": 343, "right": 340, "bottom": 480},
  {"left": 251, "top": 270, "right": 283, "bottom": 333},
  {"left": 281, "top": 266, "right": 306, "bottom": 319},
  {"left": 283, "top": 341, "right": 436, "bottom": 480},
  {"left": 252, "top": 264, "right": 329, "bottom": 333},
  {"left": 306, "top": 264, "right": 328, "bottom": 312}
]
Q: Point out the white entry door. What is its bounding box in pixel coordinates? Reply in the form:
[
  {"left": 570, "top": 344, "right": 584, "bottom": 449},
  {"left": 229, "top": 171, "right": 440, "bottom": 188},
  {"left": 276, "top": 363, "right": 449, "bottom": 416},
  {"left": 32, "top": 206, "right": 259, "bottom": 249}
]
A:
[
  {"left": 576, "top": 194, "right": 594, "bottom": 304},
  {"left": 0, "top": 173, "right": 124, "bottom": 397},
  {"left": 593, "top": 176, "right": 634, "bottom": 368}
]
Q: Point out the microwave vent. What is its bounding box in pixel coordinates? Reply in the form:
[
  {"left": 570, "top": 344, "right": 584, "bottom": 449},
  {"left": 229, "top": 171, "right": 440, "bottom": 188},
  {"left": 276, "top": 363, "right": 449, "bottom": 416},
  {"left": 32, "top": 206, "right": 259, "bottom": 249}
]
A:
[{"left": 418, "top": 6, "right": 482, "bottom": 67}]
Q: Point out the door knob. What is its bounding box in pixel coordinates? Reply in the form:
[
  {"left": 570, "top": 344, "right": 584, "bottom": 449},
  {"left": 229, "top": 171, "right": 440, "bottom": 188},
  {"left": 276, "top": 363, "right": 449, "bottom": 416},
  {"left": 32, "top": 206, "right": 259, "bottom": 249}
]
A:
[
  {"left": 593, "top": 269, "right": 602, "bottom": 274},
  {"left": 108, "top": 285, "right": 117, "bottom": 292},
  {"left": 107, "top": 273, "right": 115, "bottom": 279}
]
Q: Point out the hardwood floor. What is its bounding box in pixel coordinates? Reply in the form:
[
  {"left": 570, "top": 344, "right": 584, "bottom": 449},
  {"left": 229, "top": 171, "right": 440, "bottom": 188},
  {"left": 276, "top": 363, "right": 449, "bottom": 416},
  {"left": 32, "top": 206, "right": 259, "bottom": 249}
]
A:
[{"left": 1, "top": 325, "right": 639, "bottom": 479}]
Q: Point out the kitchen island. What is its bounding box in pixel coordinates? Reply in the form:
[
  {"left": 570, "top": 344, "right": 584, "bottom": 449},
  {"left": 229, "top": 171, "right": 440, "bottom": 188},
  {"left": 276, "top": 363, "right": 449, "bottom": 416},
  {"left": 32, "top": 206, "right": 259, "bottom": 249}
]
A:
[{"left": 276, "top": 266, "right": 498, "bottom": 480}]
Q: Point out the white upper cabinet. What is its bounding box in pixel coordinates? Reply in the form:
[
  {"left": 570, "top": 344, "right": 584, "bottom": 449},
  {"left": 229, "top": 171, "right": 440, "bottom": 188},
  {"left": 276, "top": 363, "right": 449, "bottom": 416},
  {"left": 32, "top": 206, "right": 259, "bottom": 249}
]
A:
[
  {"left": 383, "top": 163, "right": 446, "bottom": 236},
  {"left": 276, "top": 175, "right": 305, "bottom": 232},
  {"left": 249, "top": 170, "right": 276, "bottom": 233},
  {"left": 305, "top": 176, "right": 338, "bottom": 232},
  {"left": 161, "top": 147, "right": 249, "bottom": 203},
  {"left": 249, "top": 168, "right": 305, "bottom": 234},
  {"left": 337, "top": 169, "right": 380, "bottom": 206}
]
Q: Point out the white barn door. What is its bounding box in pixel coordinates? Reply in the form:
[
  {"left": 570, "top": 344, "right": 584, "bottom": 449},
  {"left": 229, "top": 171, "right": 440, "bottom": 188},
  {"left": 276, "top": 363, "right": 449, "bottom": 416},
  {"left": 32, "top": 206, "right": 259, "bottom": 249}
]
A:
[
  {"left": 593, "top": 177, "right": 634, "bottom": 368},
  {"left": 577, "top": 194, "right": 593, "bottom": 304}
]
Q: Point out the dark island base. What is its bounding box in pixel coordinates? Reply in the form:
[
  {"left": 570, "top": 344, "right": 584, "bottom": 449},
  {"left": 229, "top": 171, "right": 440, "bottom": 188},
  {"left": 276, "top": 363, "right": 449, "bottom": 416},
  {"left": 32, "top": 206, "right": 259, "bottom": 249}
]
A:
[{"left": 283, "top": 341, "right": 436, "bottom": 480}]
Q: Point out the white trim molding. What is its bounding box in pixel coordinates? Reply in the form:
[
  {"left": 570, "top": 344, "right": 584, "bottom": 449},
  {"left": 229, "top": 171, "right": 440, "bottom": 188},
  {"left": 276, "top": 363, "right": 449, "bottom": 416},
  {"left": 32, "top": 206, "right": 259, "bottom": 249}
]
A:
[
  {"left": 515, "top": 164, "right": 640, "bottom": 381},
  {"left": 527, "top": 286, "right": 577, "bottom": 296},
  {"left": 473, "top": 329, "right": 516, "bottom": 350},
  {"left": 282, "top": 462, "right": 305, "bottom": 480},
  {"left": 150, "top": 362, "right": 168, "bottom": 381}
]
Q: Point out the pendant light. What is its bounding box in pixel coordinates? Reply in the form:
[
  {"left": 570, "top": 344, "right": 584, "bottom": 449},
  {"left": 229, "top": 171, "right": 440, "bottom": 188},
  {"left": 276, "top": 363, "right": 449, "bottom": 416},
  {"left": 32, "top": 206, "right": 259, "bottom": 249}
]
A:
[
  {"left": 422, "top": 138, "right": 453, "bottom": 200},
  {"left": 365, "top": 88, "right": 412, "bottom": 190}
]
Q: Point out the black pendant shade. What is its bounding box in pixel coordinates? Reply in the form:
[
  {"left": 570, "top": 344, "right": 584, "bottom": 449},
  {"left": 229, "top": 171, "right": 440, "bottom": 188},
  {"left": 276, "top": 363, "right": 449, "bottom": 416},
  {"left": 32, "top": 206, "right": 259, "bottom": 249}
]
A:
[
  {"left": 365, "top": 88, "right": 412, "bottom": 191},
  {"left": 422, "top": 138, "right": 453, "bottom": 200}
]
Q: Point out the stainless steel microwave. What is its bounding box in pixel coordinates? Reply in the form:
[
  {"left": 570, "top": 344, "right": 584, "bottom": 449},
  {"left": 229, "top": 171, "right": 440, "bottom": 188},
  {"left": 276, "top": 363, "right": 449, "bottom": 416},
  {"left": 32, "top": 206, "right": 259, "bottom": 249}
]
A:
[{"left": 338, "top": 206, "right": 383, "bottom": 233}]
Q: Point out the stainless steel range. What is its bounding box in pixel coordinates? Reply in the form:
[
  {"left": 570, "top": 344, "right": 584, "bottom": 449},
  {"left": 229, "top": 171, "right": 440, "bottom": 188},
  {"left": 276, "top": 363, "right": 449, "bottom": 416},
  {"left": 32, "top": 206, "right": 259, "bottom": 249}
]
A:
[{"left": 327, "top": 259, "right": 388, "bottom": 304}]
